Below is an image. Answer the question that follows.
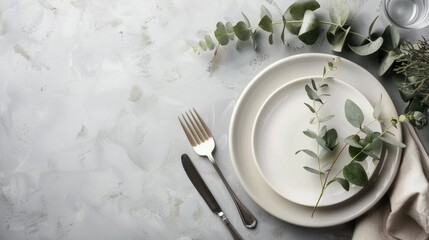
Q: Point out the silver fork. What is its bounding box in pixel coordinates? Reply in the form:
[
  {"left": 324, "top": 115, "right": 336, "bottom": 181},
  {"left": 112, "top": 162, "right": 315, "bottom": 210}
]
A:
[{"left": 178, "top": 108, "right": 257, "bottom": 229}]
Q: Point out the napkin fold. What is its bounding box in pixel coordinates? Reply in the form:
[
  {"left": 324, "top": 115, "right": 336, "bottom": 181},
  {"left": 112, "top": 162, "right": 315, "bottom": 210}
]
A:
[{"left": 353, "top": 122, "right": 429, "bottom": 240}]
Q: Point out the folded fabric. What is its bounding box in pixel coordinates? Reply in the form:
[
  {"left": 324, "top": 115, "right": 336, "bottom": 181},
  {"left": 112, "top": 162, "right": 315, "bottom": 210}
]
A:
[{"left": 353, "top": 122, "right": 429, "bottom": 240}]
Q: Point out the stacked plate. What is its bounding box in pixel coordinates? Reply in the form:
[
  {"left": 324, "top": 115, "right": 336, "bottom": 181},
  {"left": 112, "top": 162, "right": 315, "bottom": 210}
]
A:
[{"left": 229, "top": 53, "right": 402, "bottom": 227}]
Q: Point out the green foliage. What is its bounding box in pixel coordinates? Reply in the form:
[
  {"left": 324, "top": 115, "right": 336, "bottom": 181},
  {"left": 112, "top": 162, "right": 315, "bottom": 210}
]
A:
[
  {"left": 296, "top": 62, "right": 406, "bottom": 217},
  {"left": 193, "top": 0, "right": 428, "bottom": 129},
  {"left": 394, "top": 38, "right": 429, "bottom": 129}
]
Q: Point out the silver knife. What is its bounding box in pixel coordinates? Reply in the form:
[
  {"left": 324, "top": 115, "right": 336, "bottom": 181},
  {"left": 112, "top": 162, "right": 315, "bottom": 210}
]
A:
[{"left": 181, "top": 154, "right": 243, "bottom": 240}]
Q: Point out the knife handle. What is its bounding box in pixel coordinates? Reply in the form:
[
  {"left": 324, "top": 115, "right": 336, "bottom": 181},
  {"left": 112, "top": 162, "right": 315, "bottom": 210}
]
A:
[{"left": 217, "top": 211, "right": 243, "bottom": 240}]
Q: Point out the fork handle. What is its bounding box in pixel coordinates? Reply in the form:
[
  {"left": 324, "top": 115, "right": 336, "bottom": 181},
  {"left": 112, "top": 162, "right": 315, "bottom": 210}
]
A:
[{"left": 208, "top": 153, "right": 257, "bottom": 229}]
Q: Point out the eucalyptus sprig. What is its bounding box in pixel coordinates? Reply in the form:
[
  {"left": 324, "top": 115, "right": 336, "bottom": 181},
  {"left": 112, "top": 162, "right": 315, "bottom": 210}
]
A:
[
  {"left": 297, "top": 60, "right": 407, "bottom": 217},
  {"left": 296, "top": 57, "right": 340, "bottom": 186},
  {"left": 195, "top": 0, "right": 397, "bottom": 65}
]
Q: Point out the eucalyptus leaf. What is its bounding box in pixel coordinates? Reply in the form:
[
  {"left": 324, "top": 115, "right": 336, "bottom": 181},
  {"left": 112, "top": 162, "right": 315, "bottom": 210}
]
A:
[
  {"left": 199, "top": 40, "right": 207, "bottom": 51},
  {"left": 214, "top": 22, "right": 229, "bottom": 45},
  {"left": 303, "top": 129, "right": 318, "bottom": 138},
  {"left": 311, "top": 79, "right": 317, "bottom": 90},
  {"left": 205, "top": 35, "right": 215, "bottom": 50},
  {"left": 298, "top": 10, "right": 320, "bottom": 45},
  {"left": 349, "top": 146, "right": 368, "bottom": 161},
  {"left": 320, "top": 115, "right": 335, "bottom": 123},
  {"left": 329, "top": 1, "right": 349, "bottom": 26},
  {"left": 284, "top": 0, "right": 320, "bottom": 35},
  {"left": 290, "top": 0, "right": 320, "bottom": 19},
  {"left": 379, "top": 135, "right": 406, "bottom": 148},
  {"left": 259, "top": 15, "right": 273, "bottom": 33},
  {"left": 281, "top": 16, "right": 287, "bottom": 44},
  {"left": 368, "top": 16, "right": 379, "bottom": 35},
  {"left": 241, "top": 12, "right": 257, "bottom": 50},
  {"left": 304, "top": 166, "right": 324, "bottom": 175},
  {"left": 373, "top": 95, "right": 382, "bottom": 120},
  {"left": 348, "top": 37, "right": 384, "bottom": 56},
  {"left": 366, "top": 150, "right": 381, "bottom": 160},
  {"left": 260, "top": 5, "right": 272, "bottom": 19},
  {"left": 233, "top": 21, "right": 251, "bottom": 41},
  {"left": 343, "top": 162, "right": 368, "bottom": 186},
  {"left": 320, "top": 125, "right": 327, "bottom": 136},
  {"left": 305, "top": 85, "right": 322, "bottom": 103},
  {"left": 345, "top": 99, "right": 364, "bottom": 128},
  {"left": 284, "top": 10, "right": 302, "bottom": 35},
  {"left": 362, "top": 126, "right": 374, "bottom": 136},
  {"left": 365, "top": 132, "right": 382, "bottom": 151},
  {"left": 296, "top": 149, "right": 318, "bottom": 158},
  {"left": 345, "top": 135, "right": 362, "bottom": 148},
  {"left": 327, "top": 26, "right": 351, "bottom": 52},
  {"left": 322, "top": 128, "right": 338, "bottom": 151},
  {"left": 304, "top": 103, "right": 315, "bottom": 113},
  {"left": 328, "top": 178, "right": 350, "bottom": 191},
  {"left": 379, "top": 49, "right": 400, "bottom": 76},
  {"left": 226, "top": 22, "right": 235, "bottom": 40},
  {"left": 381, "top": 25, "right": 400, "bottom": 51}
]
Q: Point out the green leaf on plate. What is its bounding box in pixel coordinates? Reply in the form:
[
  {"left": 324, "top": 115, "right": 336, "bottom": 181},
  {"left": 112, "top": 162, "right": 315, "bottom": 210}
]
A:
[
  {"left": 304, "top": 103, "right": 315, "bottom": 113},
  {"left": 296, "top": 149, "right": 318, "bottom": 158},
  {"left": 345, "top": 99, "right": 364, "bottom": 128},
  {"left": 364, "top": 132, "right": 382, "bottom": 151},
  {"left": 303, "top": 129, "right": 318, "bottom": 138},
  {"left": 320, "top": 114, "right": 335, "bottom": 123},
  {"left": 328, "top": 177, "right": 350, "bottom": 191},
  {"left": 349, "top": 146, "right": 368, "bottom": 162},
  {"left": 304, "top": 166, "right": 324, "bottom": 175},
  {"left": 345, "top": 135, "right": 362, "bottom": 148},
  {"left": 379, "top": 135, "right": 406, "bottom": 148},
  {"left": 373, "top": 95, "right": 382, "bottom": 120},
  {"left": 343, "top": 162, "right": 368, "bottom": 186},
  {"left": 324, "top": 128, "right": 338, "bottom": 151},
  {"left": 305, "top": 85, "right": 322, "bottom": 103}
]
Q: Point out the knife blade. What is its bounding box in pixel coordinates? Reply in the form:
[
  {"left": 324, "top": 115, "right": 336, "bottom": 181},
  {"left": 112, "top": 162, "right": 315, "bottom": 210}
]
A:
[{"left": 181, "top": 154, "right": 243, "bottom": 240}]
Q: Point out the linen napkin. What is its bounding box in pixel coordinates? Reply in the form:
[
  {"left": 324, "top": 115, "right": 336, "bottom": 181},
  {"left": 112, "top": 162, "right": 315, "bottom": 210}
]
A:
[{"left": 353, "top": 122, "right": 429, "bottom": 240}]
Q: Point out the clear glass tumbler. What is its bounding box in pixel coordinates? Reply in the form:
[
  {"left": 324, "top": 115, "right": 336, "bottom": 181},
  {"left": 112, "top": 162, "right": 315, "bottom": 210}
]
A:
[{"left": 383, "top": 0, "right": 429, "bottom": 29}]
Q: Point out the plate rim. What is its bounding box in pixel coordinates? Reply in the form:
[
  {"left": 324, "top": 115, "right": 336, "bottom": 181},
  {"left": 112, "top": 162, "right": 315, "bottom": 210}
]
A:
[{"left": 228, "top": 53, "right": 402, "bottom": 227}]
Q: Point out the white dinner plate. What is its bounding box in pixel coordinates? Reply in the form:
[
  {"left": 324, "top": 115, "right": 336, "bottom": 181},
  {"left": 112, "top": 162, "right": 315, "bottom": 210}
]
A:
[
  {"left": 252, "top": 77, "right": 382, "bottom": 207},
  {"left": 229, "top": 53, "right": 402, "bottom": 227}
]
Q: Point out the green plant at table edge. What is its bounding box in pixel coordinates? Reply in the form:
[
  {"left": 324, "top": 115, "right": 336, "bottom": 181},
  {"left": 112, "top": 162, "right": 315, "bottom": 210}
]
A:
[
  {"left": 296, "top": 58, "right": 407, "bottom": 217},
  {"left": 193, "top": 0, "right": 428, "bottom": 129}
]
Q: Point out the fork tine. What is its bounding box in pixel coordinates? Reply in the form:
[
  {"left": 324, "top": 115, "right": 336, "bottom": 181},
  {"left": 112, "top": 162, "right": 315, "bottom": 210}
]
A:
[
  {"left": 178, "top": 116, "right": 197, "bottom": 146},
  {"left": 183, "top": 112, "right": 203, "bottom": 144},
  {"left": 192, "top": 108, "right": 213, "bottom": 138},
  {"left": 185, "top": 111, "right": 206, "bottom": 143},
  {"left": 190, "top": 109, "right": 209, "bottom": 140}
]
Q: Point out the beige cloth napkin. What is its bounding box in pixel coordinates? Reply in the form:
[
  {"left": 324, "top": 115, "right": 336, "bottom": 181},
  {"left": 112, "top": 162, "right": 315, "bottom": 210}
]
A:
[{"left": 353, "top": 122, "right": 429, "bottom": 240}]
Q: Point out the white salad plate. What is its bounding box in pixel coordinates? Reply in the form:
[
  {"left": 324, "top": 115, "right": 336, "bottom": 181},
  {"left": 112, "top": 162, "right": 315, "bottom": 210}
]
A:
[
  {"left": 252, "top": 77, "right": 382, "bottom": 207},
  {"left": 229, "top": 53, "right": 402, "bottom": 227}
]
